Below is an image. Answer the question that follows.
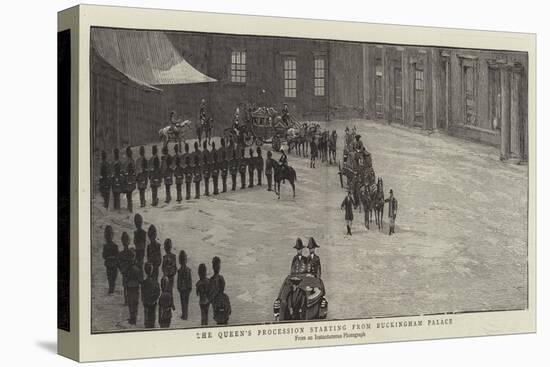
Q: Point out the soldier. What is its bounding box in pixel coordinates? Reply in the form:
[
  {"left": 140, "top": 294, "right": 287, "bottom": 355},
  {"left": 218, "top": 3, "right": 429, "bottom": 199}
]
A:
[
  {"left": 161, "top": 239, "right": 177, "bottom": 294},
  {"left": 125, "top": 249, "right": 143, "bottom": 325},
  {"left": 290, "top": 238, "right": 307, "bottom": 274},
  {"left": 256, "top": 147, "right": 264, "bottom": 186},
  {"left": 247, "top": 148, "right": 255, "bottom": 188},
  {"left": 102, "top": 225, "right": 119, "bottom": 294},
  {"left": 202, "top": 141, "right": 211, "bottom": 196},
  {"left": 229, "top": 149, "right": 238, "bottom": 191},
  {"left": 208, "top": 256, "right": 231, "bottom": 325},
  {"left": 385, "top": 189, "right": 398, "bottom": 235},
  {"left": 111, "top": 148, "right": 122, "bottom": 210},
  {"left": 196, "top": 263, "right": 210, "bottom": 325},
  {"left": 173, "top": 143, "right": 180, "bottom": 170},
  {"left": 211, "top": 142, "right": 220, "bottom": 195},
  {"left": 220, "top": 148, "right": 229, "bottom": 193},
  {"left": 174, "top": 156, "right": 184, "bottom": 203},
  {"left": 135, "top": 146, "right": 147, "bottom": 176},
  {"left": 133, "top": 213, "right": 147, "bottom": 265},
  {"left": 239, "top": 148, "right": 247, "bottom": 190},
  {"left": 141, "top": 262, "right": 160, "bottom": 329},
  {"left": 161, "top": 146, "right": 173, "bottom": 204},
  {"left": 148, "top": 145, "right": 159, "bottom": 174},
  {"left": 193, "top": 155, "right": 202, "bottom": 199},
  {"left": 183, "top": 156, "right": 193, "bottom": 200},
  {"left": 341, "top": 191, "right": 355, "bottom": 236},
  {"left": 149, "top": 148, "right": 161, "bottom": 206},
  {"left": 136, "top": 158, "right": 148, "bottom": 207},
  {"left": 265, "top": 151, "right": 275, "bottom": 191},
  {"left": 146, "top": 224, "right": 162, "bottom": 280},
  {"left": 181, "top": 142, "right": 190, "bottom": 171},
  {"left": 286, "top": 276, "right": 306, "bottom": 321},
  {"left": 158, "top": 276, "right": 176, "bottom": 328},
  {"left": 177, "top": 250, "right": 192, "bottom": 320},
  {"left": 118, "top": 232, "right": 134, "bottom": 305},
  {"left": 124, "top": 147, "right": 136, "bottom": 212},
  {"left": 305, "top": 237, "right": 321, "bottom": 278},
  {"left": 98, "top": 150, "right": 111, "bottom": 209},
  {"left": 360, "top": 185, "right": 371, "bottom": 230},
  {"left": 191, "top": 141, "right": 201, "bottom": 169},
  {"left": 281, "top": 103, "right": 290, "bottom": 125}
]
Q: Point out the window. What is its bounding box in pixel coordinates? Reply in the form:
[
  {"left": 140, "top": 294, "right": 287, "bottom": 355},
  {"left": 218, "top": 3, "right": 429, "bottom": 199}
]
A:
[
  {"left": 415, "top": 69, "right": 424, "bottom": 91},
  {"left": 314, "top": 57, "right": 325, "bottom": 96},
  {"left": 284, "top": 57, "right": 297, "bottom": 98},
  {"left": 414, "top": 66, "right": 424, "bottom": 122},
  {"left": 463, "top": 65, "right": 476, "bottom": 125},
  {"left": 231, "top": 50, "right": 246, "bottom": 83}
]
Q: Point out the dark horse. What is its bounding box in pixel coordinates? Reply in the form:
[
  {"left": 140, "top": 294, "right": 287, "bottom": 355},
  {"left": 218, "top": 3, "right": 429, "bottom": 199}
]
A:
[
  {"left": 373, "top": 178, "right": 385, "bottom": 230},
  {"left": 273, "top": 163, "right": 297, "bottom": 199},
  {"left": 328, "top": 130, "right": 337, "bottom": 165}
]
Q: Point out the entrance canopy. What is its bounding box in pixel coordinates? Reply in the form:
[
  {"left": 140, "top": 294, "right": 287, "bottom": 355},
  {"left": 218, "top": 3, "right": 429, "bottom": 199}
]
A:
[{"left": 91, "top": 28, "right": 217, "bottom": 89}]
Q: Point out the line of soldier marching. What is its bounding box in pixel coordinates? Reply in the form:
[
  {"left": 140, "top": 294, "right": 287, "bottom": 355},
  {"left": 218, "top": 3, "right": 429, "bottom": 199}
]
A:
[{"left": 98, "top": 138, "right": 282, "bottom": 211}]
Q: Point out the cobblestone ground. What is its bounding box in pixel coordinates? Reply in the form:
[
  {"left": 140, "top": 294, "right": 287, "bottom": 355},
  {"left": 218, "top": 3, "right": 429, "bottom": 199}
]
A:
[{"left": 91, "top": 119, "right": 528, "bottom": 332}]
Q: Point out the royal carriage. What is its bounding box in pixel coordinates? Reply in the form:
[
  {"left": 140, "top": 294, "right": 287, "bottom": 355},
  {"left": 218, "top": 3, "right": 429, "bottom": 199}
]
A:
[
  {"left": 273, "top": 273, "right": 328, "bottom": 321},
  {"left": 223, "top": 106, "right": 296, "bottom": 150}
]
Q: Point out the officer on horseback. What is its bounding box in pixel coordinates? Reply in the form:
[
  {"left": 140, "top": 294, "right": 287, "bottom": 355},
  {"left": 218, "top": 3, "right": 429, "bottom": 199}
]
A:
[{"left": 279, "top": 148, "right": 288, "bottom": 182}]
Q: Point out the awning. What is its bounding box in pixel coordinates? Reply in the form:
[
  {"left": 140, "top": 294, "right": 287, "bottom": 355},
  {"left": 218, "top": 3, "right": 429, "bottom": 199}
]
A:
[{"left": 91, "top": 28, "right": 217, "bottom": 89}]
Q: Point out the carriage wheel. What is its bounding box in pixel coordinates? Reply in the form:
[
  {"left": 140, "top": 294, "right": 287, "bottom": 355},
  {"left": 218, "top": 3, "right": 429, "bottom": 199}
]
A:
[{"left": 272, "top": 140, "right": 281, "bottom": 152}]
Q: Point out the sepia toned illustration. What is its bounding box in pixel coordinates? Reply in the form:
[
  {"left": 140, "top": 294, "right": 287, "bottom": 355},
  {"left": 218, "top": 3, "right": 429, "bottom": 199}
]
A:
[{"left": 90, "top": 26, "right": 528, "bottom": 333}]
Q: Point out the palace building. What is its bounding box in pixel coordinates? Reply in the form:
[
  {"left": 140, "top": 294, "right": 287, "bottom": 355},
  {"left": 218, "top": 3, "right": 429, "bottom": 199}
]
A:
[{"left": 90, "top": 28, "right": 528, "bottom": 162}]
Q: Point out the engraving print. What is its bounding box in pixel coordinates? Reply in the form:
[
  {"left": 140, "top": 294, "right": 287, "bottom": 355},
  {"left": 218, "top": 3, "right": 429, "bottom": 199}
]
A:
[{"left": 90, "top": 27, "right": 529, "bottom": 333}]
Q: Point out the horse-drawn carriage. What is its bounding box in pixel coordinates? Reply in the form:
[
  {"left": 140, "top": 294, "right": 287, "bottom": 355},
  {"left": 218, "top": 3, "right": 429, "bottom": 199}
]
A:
[
  {"left": 273, "top": 273, "right": 328, "bottom": 321},
  {"left": 223, "top": 106, "right": 296, "bottom": 150}
]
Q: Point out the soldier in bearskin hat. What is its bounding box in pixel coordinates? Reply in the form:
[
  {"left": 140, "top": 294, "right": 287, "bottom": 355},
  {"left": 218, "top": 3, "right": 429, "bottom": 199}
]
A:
[
  {"left": 177, "top": 250, "right": 192, "bottom": 320},
  {"left": 247, "top": 148, "right": 255, "bottom": 188},
  {"left": 136, "top": 150, "right": 149, "bottom": 207},
  {"left": 146, "top": 224, "right": 162, "bottom": 281},
  {"left": 133, "top": 213, "right": 146, "bottom": 265},
  {"left": 305, "top": 237, "right": 321, "bottom": 278},
  {"left": 208, "top": 256, "right": 231, "bottom": 325},
  {"left": 98, "top": 150, "right": 111, "bottom": 209},
  {"left": 158, "top": 276, "right": 176, "bottom": 328},
  {"left": 202, "top": 149, "right": 211, "bottom": 197},
  {"left": 141, "top": 262, "right": 160, "bottom": 329},
  {"left": 118, "top": 231, "right": 134, "bottom": 305},
  {"left": 174, "top": 156, "right": 184, "bottom": 203},
  {"left": 149, "top": 146, "right": 161, "bottom": 206},
  {"left": 183, "top": 156, "right": 193, "bottom": 200},
  {"left": 125, "top": 248, "right": 143, "bottom": 325},
  {"left": 161, "top": 146, "right": 173, "bottom": 203},
  {"left": 111, "top": 148, "right": 123, "bottom": 210},
  {"left": 220, "top": 147, "right": 229, "bottom": 193},
  {"left": 102, "top": 225, "right": 119, "bottom": 294},
  {"left": 124, "top": 146, "right": 136, "bottom": 212},
  {"left": 161, "top": 239, "right": 177, "bottom": 295},
  {"left": 290, "top": 238, "right": 307, "bottom": 274},
  {"left": 211, "top": 142, "right": 220, "bottom": 195},
  {"left": 193, "top": 155, "right": 202, "bottom": 199},
  {"left": 229, "top": 149, "right": 239, "bottom": 191}
]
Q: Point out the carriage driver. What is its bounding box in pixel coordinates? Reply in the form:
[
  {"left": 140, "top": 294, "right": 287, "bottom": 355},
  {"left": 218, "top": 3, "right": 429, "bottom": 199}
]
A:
[
  {"left": 353, "top": 134, "right": 366, "bottom": 153},
  {"left": 232, "top": 107, "right": 241, "bottom": 136}
]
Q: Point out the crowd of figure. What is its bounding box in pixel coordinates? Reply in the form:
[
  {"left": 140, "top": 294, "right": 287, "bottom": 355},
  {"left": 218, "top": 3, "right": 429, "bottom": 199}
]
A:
[
  {"left": 101, "top": 213, "right": 231, "bottom": 328},
  {"left": 98, "top": 138, "right": 287, "bottom": 211}
]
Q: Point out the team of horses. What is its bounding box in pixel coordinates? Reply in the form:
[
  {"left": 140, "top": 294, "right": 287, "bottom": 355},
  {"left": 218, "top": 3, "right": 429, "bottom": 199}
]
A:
[{"left": 287, "top": 124, "right": 338, "bottom": 165}]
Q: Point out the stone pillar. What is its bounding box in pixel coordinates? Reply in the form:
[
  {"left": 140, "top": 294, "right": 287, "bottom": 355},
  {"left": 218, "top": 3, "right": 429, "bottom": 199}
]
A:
[{"left": 499, "top": 63, "right": 511, "bottom": 160}]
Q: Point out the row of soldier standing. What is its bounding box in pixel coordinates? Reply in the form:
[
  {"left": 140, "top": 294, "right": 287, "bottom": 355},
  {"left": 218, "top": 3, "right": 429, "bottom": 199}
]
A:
[
  {"left": 98, "top": 139, "right": 282, "bottom": 211},
  {"left": 101, "top": 213, "right": 231, "bottom": 328}
]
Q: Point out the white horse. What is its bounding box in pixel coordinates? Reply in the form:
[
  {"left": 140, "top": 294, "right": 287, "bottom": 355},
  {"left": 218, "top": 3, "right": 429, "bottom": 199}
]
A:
[{"left": 159, "top": 120, "right": 193, "bottom": 150}]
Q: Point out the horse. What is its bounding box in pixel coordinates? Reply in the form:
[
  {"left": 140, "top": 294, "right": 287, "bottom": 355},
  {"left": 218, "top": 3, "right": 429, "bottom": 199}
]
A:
[
  {"left": 328, "top": 130, "right": 337, "bottom": 165},
  {"left": 319, "top": 130, "right": 329, "bottom": 163},
  {"left": 159, "top": 120, "right": 192, "bottom": 151},
  {"left": 273, "top": 163, "right": 297, "bottom": 199},
  {"left": 286, "top": 127, "right": 300, "bottom": 155},
  {"left": 373, "top": 178, "right": 385, "bottom": 230}
]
